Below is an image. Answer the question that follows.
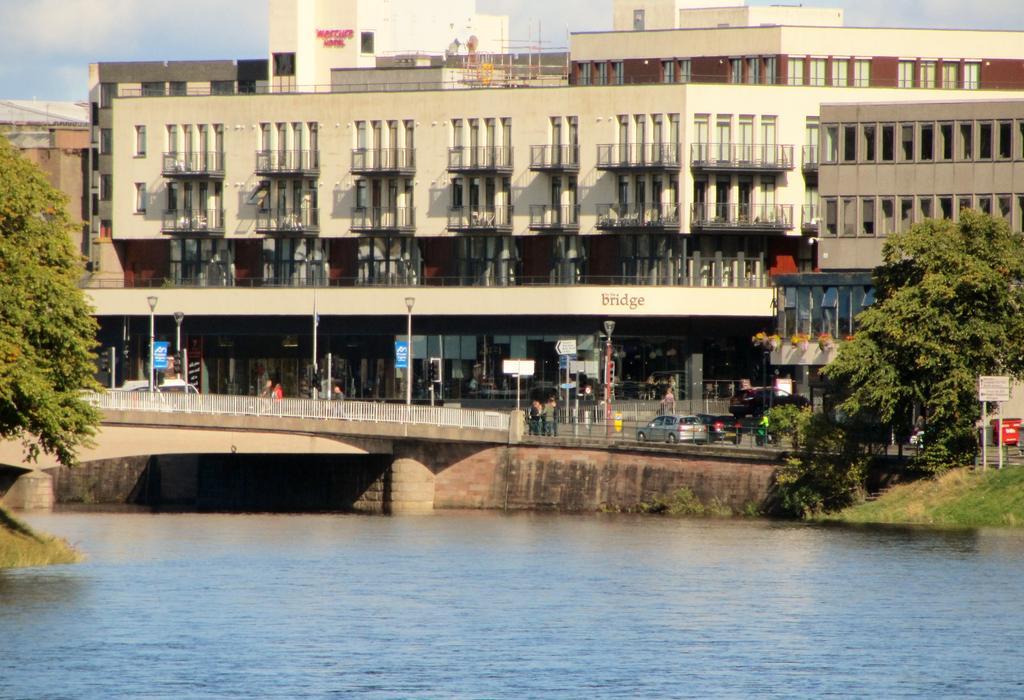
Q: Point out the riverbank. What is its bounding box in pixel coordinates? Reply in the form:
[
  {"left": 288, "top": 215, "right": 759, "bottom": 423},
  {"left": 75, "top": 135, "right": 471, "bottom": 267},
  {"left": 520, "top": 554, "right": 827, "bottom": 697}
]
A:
[
  {"left": 0, "top": 507, "right": 80, "bottom": 569},
  {"left": 827, "top": 466, "right": 1024, "bottom": 528}
]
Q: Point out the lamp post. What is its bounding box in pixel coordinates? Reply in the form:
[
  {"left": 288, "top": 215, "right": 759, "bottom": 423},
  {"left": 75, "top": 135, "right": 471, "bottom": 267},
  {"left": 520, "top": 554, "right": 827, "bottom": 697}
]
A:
[
  {"left": 405, "top": 296, "right": 415, "bottom": 407},
  {"left": 173, "top": 311, "right": 184, "bottom": 379},
  {"left": 147, "top": 296, "right": 158, "bottom": 391},
  {"left": 603, "top": 320, "right": 616, "bottom": 433}
]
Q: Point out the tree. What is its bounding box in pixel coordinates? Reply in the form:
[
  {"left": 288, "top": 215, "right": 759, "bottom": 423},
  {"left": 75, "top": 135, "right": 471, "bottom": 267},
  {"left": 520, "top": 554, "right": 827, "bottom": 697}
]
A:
[
  {"left": 824, "top": 211, "right": 1024, "bottom": 472},
  {"left": 0, "top": 136, "right": 101, "bottom": 467}
]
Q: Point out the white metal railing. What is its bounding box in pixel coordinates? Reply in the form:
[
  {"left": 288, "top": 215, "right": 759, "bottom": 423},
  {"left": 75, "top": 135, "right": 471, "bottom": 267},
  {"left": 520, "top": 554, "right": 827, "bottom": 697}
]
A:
[{"left": 86, "top": 393, "right": 510, "bottom": 433}]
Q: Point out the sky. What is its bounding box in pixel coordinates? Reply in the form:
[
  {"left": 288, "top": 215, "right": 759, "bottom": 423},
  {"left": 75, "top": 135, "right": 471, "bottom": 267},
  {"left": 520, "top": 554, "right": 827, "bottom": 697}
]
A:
[{"left": 1, "top": 0, "right": 1023, "bottom": 102}]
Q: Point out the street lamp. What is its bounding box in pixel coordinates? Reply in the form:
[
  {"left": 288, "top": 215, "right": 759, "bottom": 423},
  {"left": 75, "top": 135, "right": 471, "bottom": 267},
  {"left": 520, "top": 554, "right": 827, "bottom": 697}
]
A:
[
  {"left": 603, "top": 320, "right": 616, "bottom": 431},
  {"left": 173, "top": 311, "right": 184, "bottom": 379},
  {"left": 147, "top": 295, "right": 158, "bottom": 391},
  {"left": 405, "top": 296, "right": 415, "bottom": 407}
]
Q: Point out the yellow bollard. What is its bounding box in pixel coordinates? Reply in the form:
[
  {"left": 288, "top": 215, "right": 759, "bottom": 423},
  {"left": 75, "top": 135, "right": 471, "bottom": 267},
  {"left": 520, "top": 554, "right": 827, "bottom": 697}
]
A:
[{"left": 614, "top": 412, "right": 623, "bottom": 433}]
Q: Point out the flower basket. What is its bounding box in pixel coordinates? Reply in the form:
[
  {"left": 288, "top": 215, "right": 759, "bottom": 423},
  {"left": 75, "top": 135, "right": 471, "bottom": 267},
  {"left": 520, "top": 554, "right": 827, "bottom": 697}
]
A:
[
  {"left": 817, "top": 332, "right": 834, "bottom": 350},
  {"left": 752, "top": 332, "right": 781, "bottom": 351},
  {"left": 790, "top": 333, "right": 810, "bottom": 351}
]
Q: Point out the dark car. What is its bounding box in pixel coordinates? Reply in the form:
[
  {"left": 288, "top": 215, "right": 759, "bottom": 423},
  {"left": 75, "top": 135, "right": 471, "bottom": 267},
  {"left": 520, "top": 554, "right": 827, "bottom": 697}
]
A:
[
  {"left": 729, "top": 387, "right": 809, "bottom": 418},
  {"left": 697, "top": 414, "right": 742, "bottom": 443}
]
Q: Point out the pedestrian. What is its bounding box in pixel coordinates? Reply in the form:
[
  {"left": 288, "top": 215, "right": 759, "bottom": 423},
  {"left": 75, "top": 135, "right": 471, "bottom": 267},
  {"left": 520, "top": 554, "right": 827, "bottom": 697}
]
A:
[
  {"left": 529, "top": 399, "right": 542, "bottom": 435},
  {"left": 544, "top": 397, "right": 558, "bottom": 437},
  {"left": 259, "top": 378, "right": 273, "bottom": 398},
  {"left": 272, "top": 377, "right": 284, "bottom": 400},
  {"left": 661, "top": 388, "right": 675, "bottom": 414},
  {"left": 332, "top": 383, "right": 344, "bottom": 400},
  {"left": 757, "top": 412, "right": 770, "bottom": 446}
]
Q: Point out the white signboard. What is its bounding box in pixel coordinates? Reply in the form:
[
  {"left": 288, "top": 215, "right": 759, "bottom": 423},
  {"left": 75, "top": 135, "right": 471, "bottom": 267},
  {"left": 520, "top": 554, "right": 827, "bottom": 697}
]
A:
[
  {"left": 503, "top": 359, "right": 536, "bottom": 376},
  {"left": 569, "top": 360, "right": 599, "bottom": 375},
  {"left": 555, "top": 339, "right": 577, "bottom": 356},
  {"left": 979, "top": 375, "right": 1011, "bottom": 402}
]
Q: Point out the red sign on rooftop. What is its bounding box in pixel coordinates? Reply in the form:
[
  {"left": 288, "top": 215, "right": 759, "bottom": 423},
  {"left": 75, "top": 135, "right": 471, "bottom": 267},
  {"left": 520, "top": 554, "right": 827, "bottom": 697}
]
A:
[{"left": 316, "top": 29, "right": 354, "bottom": 48}]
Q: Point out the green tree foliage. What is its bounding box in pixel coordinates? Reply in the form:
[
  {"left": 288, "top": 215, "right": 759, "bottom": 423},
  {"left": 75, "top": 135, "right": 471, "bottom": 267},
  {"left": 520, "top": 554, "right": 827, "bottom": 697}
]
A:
[
  {"left": 0, "top": 137, "right": 100, "bottom": 466},
  {"left": 825, "top": 211, "right": 1024, "bottom": 472}
]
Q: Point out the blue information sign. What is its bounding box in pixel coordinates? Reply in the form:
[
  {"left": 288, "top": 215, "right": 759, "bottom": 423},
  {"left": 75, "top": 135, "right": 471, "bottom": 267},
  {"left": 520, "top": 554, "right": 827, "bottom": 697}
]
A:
[
  {"left": 153, "top": 341, "right": 170, "bottom": 370},
  {"left": 395, "top": 341, "right": 409, "bottom": 369}
]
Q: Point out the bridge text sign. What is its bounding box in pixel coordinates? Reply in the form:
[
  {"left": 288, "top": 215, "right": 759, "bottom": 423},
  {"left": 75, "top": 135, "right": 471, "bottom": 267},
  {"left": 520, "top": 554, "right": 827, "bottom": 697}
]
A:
[{"left": 979, "top": 375, "right": 1011, "bottom": 402}]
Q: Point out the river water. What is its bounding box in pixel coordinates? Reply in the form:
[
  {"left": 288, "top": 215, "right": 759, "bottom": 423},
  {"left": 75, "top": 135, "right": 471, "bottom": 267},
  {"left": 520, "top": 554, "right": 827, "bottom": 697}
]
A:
[{"left": 3, "top": 512, "right": 1024, "bottom": 699}]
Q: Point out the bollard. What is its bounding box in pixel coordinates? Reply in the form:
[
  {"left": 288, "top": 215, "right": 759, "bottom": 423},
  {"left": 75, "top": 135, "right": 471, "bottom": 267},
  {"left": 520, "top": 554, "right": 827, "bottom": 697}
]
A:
[{"left": 614, "top": 412, "right": 623, "bottom": 433}]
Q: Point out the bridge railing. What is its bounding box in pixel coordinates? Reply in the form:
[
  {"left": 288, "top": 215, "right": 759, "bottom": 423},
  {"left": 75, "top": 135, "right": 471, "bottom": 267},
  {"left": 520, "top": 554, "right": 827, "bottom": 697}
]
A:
[{"left": 86, "top": 393, "right": 510, "bottom": 433}]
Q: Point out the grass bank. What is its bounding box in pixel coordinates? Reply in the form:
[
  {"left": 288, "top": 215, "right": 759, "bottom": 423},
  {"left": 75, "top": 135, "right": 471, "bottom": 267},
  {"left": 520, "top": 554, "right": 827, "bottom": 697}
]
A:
[
  {"left": 0, "top": 507, "right": 80, "bottom": 569},
  {"left": 828, "top": 466, "right": 1024, "bottom": 528}
]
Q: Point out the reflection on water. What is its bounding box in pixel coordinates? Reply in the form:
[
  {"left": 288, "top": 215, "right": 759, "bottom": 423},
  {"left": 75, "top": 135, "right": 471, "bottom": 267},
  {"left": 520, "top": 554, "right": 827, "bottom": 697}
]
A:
[{"left": 3, "top": 512, "right": 1024, "bottom": 698}]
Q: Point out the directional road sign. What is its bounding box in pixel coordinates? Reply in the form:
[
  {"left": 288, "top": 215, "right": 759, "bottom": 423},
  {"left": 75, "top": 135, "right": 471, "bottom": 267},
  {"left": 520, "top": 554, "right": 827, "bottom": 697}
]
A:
[{"left": 555, "top": 338, "right": 577, "bottom": 356}]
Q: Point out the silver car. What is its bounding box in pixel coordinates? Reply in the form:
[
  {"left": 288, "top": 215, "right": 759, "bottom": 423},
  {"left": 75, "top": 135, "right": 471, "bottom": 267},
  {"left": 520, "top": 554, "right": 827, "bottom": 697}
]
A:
[{"left": 636, "top": 414, "right": 708, "bottom": 444}]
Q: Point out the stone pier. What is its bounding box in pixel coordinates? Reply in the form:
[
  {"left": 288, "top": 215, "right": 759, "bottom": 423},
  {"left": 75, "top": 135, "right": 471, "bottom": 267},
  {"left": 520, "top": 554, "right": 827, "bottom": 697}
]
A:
[
  {"left": 387, "top": 455, "right": 436, "bottom": 514},
  {"left": 1, "top": 471, "right": 55, "bottom": 510}
]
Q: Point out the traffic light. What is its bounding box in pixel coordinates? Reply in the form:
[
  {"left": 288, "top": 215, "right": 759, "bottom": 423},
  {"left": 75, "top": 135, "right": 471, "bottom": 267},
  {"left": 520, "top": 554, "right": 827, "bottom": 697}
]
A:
[
  {"left": 98, "top": 349, "right": 110, "bottom": 374},
  {"left": 428, "top": 357, "right": 442, "bottom": 383}
]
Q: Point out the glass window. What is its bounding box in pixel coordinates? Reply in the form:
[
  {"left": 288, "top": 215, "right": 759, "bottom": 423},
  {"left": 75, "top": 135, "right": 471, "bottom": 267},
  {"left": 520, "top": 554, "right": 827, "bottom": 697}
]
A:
[
  {"left": 998, "top": 195, "right": 1012, "bottom": 221},
  {"left": 832, "top": 59, "right": 848, "bottom": 87},
  {"left": 861, "top": 198, "right": 875, "bottom": 236},
  {"left": 842, "top": 125, "right": 856, "bottom": 162},
  {"left": 978, "top": 195, "right": 992, "bottom": 216},
  {"left": 842, "top": 197, "right": 856, "bottom": 236},
  {"left": 211, "top": 80, "right": 234, "bottom": 95},
  {"left": 942, "top": 63, "right": 959, "bottom": 89},
  {"left": 747, "top": 57, "right": 760, "bottom": 85},
  {"left": 854, "top": 60, "right": 871, "bottom": 87},
  {"left": 900, "top": 197, "right": 914, "bottom": 231},
  {"left": 272, "top": 52, "right": 296, "bottom": 77},
  {"left": 680, "top": 60, "right": 692, "bottom": 83},
  {"left": 361, "top": 31, "right": 374, "bottom": 54},
  {"left": 764, "top": 57, "right": 777, "bottom": 84},
  {"left": 787, "top": 58, "right": 804, "bottom": 86},
  {"left": 824, "top": 198, "right": 838, "bottom": 236},
  {"left": 979, "top": 122, "right": 993, "bottom": 159},
  {"left": 731, "top": 59, "right": 743, "bottom": 84},
  {"left": 960, "top": 122, "right": 973, "bottom": 159},
  {"left": 100, "top": 128, "right": 112, "bottom": 154},
  {"left": 881, "top": 124, "right": 895, "bottom": 161},
  {"left": 662, "top": 60, "right": 675, "bottom": 84},
  {"left": 898, "top": 61, "right": 914, "bottom": 88},
  {"left": 880, "top": 198, "right": 895, "bottom": 235},
  {"left": 824, "top": 125, "right": 839, "bottom": 163},
  {"left": 920, "top": 61, "right": 936, "bottom": 89},
  {"left": 134, "top": 125, "right": 146, "bottom": 156},
  {"left": 169, "top": 81, "right": 187, "bottom": 96},
  {"left": 919, "top": 196, "right": 933, "bottom": 220},
  {"left": 578, "top": 63, "right": 590, "bottom": 86},
  {"left": 939, "top": 196, "right": 953, "bottom": 219},
  {"left": 939, "top": 123, "right": 953, "bottom": 160},
  {"left": 964, "top": 62, "right": 980, "bottom": 89},
  {"left": 998, "top": 122, "right": 1012, "bottom": 159},
  {"left": 613, "top": 61, "right": 624, "bottom": 85},
  {"left": 900, "top": 124, "right": 914, "bottom": 161},
  {"left": 959, "top": 195, "right": 973, "bottom": 214},
  {"left": 134, "top": 183, "right": 146, "bottom": 213},
  {"left": 809, "top": 59, "right": 826, "bottom": 86},
  {"left": 920, "top": 123, "right": 934, "bottom": 161},
  {"left": 862, "top": 124, "right": 876, "bottom": 162}
]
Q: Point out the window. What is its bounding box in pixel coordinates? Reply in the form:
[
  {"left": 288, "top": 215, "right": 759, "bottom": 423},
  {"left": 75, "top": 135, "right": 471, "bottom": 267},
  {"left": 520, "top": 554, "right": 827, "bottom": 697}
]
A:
[
  {"left": 998, "top": 195, "right": 1012, "bottom": 221},
  {"left": 824, "top": 125, "right": 839, "bottom": 163},
  {"left": 578, "top": 63, "right": 590, "bottom": 86},
  {"left": 854, "top": 59, "right": 871, "bottom": 87},
  {"left": 134, "top": 183, "right": 146, "bottom": 213},
  {"left": 920, "top": 123, "right": 934, "bottom": 161},
  {"left": 662, "top": 60, "right": 675, "bottom": 84},
  {"left": 747, "top": 57, "right": 760, "bottom": 85},
  {"left": 272, "top": 52, "right": 296, "bottom": 77},
  {"left": 832, "top": 59, "right": 848, "bottom": 87},
  {"left": 960, "top": 122, "right": 973, "bottom": 159},
  {"left": 939, "top": 196, "right": 953, "bottom": 220},
  {"left": 1020, "top": 121, "right": 1024, "bottom": 158},
  {"left": 898, "top": 61, "right": 914, "bottom": 88},
  {"left": 842, "top": 197, "right": 856, "bottom": 236},
  {"left": 842, "top": 125, "right": 856, "bottom": 162},
  {"left": 979, "top": 122, "right": 993, "bottom": 159},
  {"left": 680, "top": 60, "right": 691, "bottom": 83},
  {"left": 613, "top": 61, "right": 624, "bottom": 85},
  {"left": 141, "top": 81, "right": 164, "bottom": 97},
  {"left": 764, "top": 57, "right": 777, "bottom": 84},
  {"left": 100, "top": 83, "right": 116, "bottom": 108},
  {"left": 900, "top": 124, "right": 914, "bottom": 161},
  {"left": 100, "top": 174, "right": 112, "bottom": 201},
  {"left": 919, "top": 196, "right": 933, "bottom": 220},
  {"left": 978, "top": 195, "right": 992, "bottom": 216},
  {"left": 900, "top": 197, "right": 914, "bottom": 231},
  {"left": 731, "top": 59, "right": 743, "bottom": 84},
  {"left": 809, "top": 59, "right": 826, "bottom": 86},
  {"left": 787, "top": 58, "right": 804, "bottom": 86},
  {"left": 958, "top": 195, "right": 973, "bottom": 214},
  {"left": 169, "top": 81, "right": 187, "bottom": 96},
  {"left": 880, "top": 198, "right": 895, "bottom": 235},
  {"left": 100, "top": 128, "right": 112, "bottom": 155},
  {"left": 942, "top": 63, "right": 959, "bottom": 89},
  {"left": 964, "top": 62, "right": 980, "bottom": 89},
  {"left": 824, "top": 198, "right": 838, "bottom": 236},
  {"left": 633, "top": 9, "right": 645, "bottom": 30},
  {"left": 597, "top": 63, "right": 608, "bottom": 85},
  {"left": 862, "top": 124, "right": 876, "bottom": 162},
  {"left": 998, "top": 121, "right": 1012, "bottom": 159},
  {"left": 881, "top": 124, "right": 895, "bottom": 161},
  {"left": 861, "top": 198, "right": 875, "bottom": 236},
  {"left": 211, "top": 80, "right": 234, "bottom": 95},
  {"left": 940, "top": 123, "right": 953, "bottom": 160},
  {"left": 920, "top": 61, "right": 936, "bottom": 89},
  {"left": 238, "top": 80, "right": 256, "bottom": 94},
  {"left": 99, "top": 220, "right": 112, "bottom": 239},
  {"left": 134, "top": 125, "right": 147, "bottom": 156},
  {"left": 167, "top": 183, "right": 178, "bottom": 211},
  {"left": 361, "top": 31, "right": 375, "bottom": 54}
]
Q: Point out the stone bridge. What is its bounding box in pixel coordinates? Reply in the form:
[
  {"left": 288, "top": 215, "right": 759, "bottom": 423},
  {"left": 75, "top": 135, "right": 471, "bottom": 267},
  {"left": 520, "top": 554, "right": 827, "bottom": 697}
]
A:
[{"left": 1, "top": 397, "right": 782, "bottom": 514}]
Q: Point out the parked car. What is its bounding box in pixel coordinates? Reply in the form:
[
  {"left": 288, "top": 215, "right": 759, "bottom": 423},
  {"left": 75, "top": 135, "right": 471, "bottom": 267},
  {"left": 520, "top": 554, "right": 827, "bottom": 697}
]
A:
[
  {"left": 637, "top": 414, "right": 708, "bottom": 444},
  {"left": 697, "top": 414, "right": 743, "bottom": 444},
  {"left": 729, "top": 387, "right": 810, "bottom": 418},
  {"left": 157, "top": 379, "right": 200, "bottom": 394}
]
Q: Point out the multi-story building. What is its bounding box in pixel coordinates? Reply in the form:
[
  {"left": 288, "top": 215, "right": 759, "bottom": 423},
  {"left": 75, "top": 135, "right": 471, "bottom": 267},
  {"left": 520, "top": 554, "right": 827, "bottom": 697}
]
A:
[{"left": 82, "top": 0, "right": 1024, "bottom": 402}]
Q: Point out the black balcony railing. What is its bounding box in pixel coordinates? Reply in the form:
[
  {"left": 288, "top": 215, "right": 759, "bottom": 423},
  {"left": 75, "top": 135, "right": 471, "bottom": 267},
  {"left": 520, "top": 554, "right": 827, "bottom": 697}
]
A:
[
  {"left": 801, "top": 204, "right": 820, "bottom": 234},
  {"left": 162, "top": 152, "right": 224, "bottom": 177},
  {"left": 596, "top": 143, "right": 680, "bottom": 170},
  {"left": 689, "top": 143, "right": 794, "bottom": 172},
  {"left": 255, "top": 208, "right": 320, "bottom": 233},
  {"left": 595, "top": 203, "right": 681, "bottom": 230},
  {"left": 447, "top": 146, "right": 514, "bottom": 173},
  {"left": 690, "top": 203, "right": 794, "bottom": 231},
  {"left": 350, "top": 206, "right": 415, "bottom": 233},
  {"left": 528, "top": 205, "right": 580, "bottom": 231},
  {"left": 350, "top": 148, "right": 416, "bottom": 174},
  {"left": 447, "top": 206, "right": 514, "bottom": 232},
  {"left": 161, "top": 209, "right": 225, "bottom": 234},
  {"left": 529, "top": 145, "right": 580, "bottom": 171},
  {"left": 802, "top": 145, "right": 819, "bottom": 172},
  {"left": 255, "top": 150, "right": 320, "bottom": 175}
]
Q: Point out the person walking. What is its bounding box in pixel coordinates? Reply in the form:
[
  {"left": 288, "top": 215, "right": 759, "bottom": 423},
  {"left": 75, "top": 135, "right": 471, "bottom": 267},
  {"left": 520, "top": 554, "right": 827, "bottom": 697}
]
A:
[
  {"left": 544, "top": 397, "right": 558, "bottom": 437},
  {"left": 757, "top": 412, "right": 770, "bottom": 446},
  {"left": 529, "top": 399, "right": 542, "bottom": 435},
  {"left": 661, "top": 388, "right": 675, "bottom": 415}
]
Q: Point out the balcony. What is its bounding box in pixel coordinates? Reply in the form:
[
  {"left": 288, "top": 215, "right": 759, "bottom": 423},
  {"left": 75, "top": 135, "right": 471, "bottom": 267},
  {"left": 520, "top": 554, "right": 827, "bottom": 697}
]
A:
[
  {"left": 447, "top": 146, "right": 513, "bottom": 174},
  {"left": 350, "top": 207, "right": 415, "bottom": 234},
  {"left": 350, "top": 148, "right": 415, "bottom": 175},
  {"left": 161, "top": 152, "right": 224, "bottom": 178},
  {"left": 161, "top": 209, "right": 224, "bottom": 234},
  {"left": 255, "top": 208, "right": 320, "bottom": 234},
  {"left": 255, "top": 150, "right": 320, "bottom": 176},
  {"left": 528, "top": 205, "right": 580, "bottom": 232},
  {"left": 690, "top": 203, "right": 794, "bottom": 233},
  {"left": 802, "top": 145, "right": 819, "bottom": 175},
  {"left": 595, "top": 203, "right": 681, "bottom": 232},
  {"left": 596, "top": 143, "right": 679, "bottom": 171},
  {"left": 690, "top": 143, "right": 794, "bottom": 173},
  {"left": 447, "top": 206, "right": 514, "bottom": 233},
  {"left": 529, "top": 145, "right": 580, "bottom": 172},
  {"left": 801, "top": 204, "right": 820, "bottom": 234}
]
